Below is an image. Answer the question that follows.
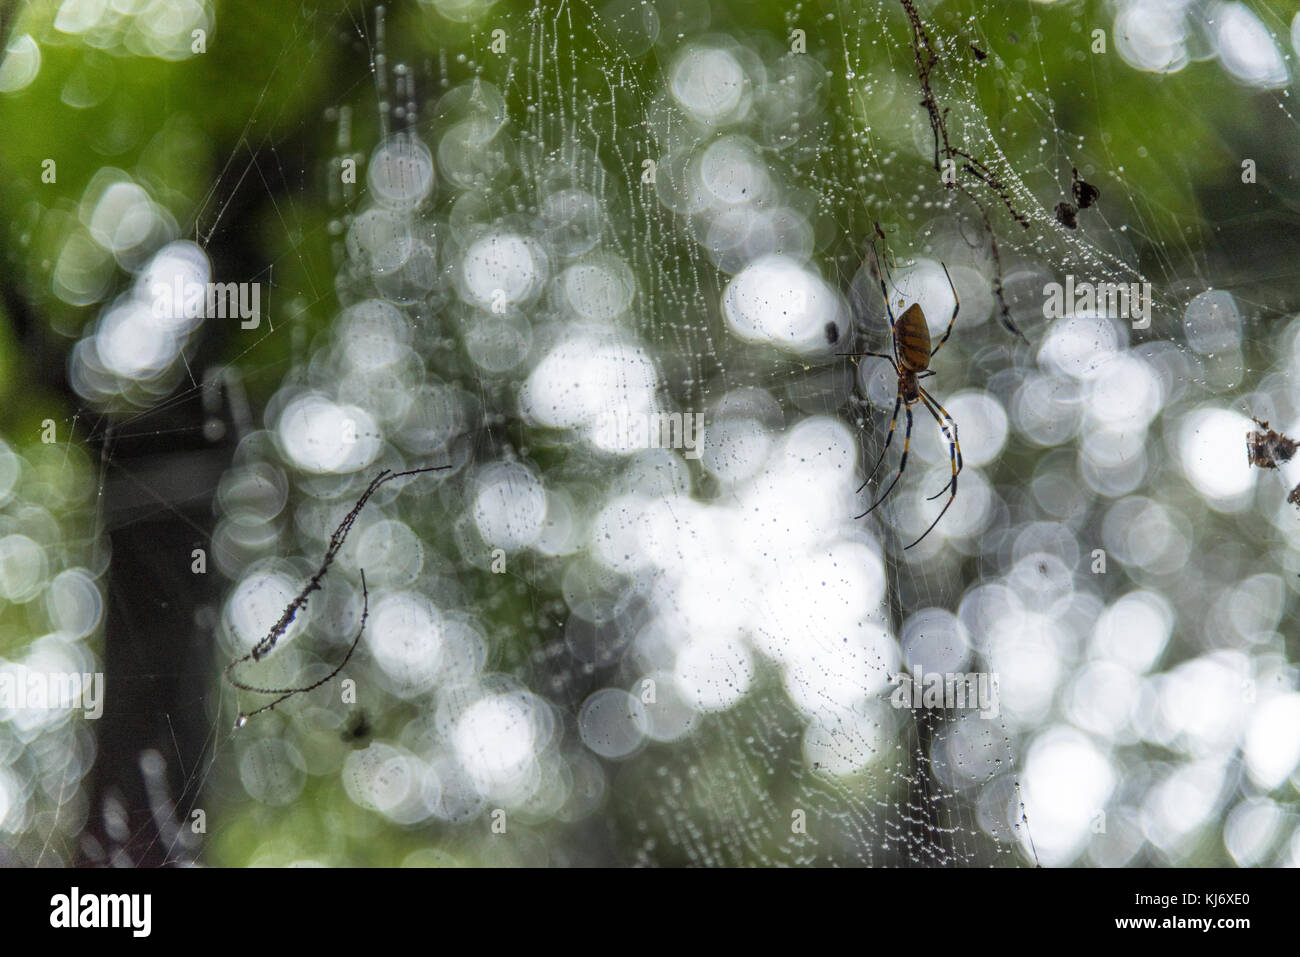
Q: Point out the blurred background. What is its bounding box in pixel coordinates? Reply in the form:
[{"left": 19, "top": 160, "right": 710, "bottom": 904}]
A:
[{"left": 1, "top": 0, "right": 1299, "bottom": 867}]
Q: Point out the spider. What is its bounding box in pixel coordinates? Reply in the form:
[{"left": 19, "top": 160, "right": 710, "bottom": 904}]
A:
[{"left": 840, "top": 241, "right": 964, "bottom": 548}]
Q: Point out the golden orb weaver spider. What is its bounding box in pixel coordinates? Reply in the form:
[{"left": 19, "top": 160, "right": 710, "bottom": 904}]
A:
[{"left": 840, "top": 241, "right": 964, "bottom": 549}]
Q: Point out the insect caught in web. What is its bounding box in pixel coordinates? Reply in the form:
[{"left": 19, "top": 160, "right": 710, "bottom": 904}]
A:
[
  {"left": 840, "top": 240, "right": 963, "bottom": 548},
  {"left": 1246, "top": 417, "right": 1297, "bottom": 471},
  {"left": 1245, "top": 416, "right": 1300, "bottom": 510}
]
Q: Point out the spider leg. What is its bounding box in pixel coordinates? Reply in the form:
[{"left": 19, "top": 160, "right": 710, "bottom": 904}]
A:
[
  {"left": 905, "top": 481, "right": 956, "bottom": 550},
  {"left": 858, "top": 392, "right": 903, "bottom": 492},
  {"left": 917, "top": 392, "right": 960, "bottom": 502},
  {"left": 929, "top": 263, "right": 960, "bottom": 358},
  {"left": 919, "top": 386, "right": 962, "bottom": 478},
  {"left": 905, "top": 390, "right": 961, "bottom": 549},
  {"left": 871, "top": 239, "right": 899, "bottom": 331},
  {"left": 856, "top": 403, "right": 913, "bottom": 519},
  {"left": 838, "top": 350, "right": 899, "bottom": 374},
  {"left": 839, "top": 353, "right": 903, "bottom": 492}
]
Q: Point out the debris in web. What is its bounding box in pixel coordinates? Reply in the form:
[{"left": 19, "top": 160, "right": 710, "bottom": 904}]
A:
[
  {"left": 224, "top": 465, "right": 448, "bottom": 725},
  {"left": 1072, "top": 167, "right": 1101, "bottom": 210},
  {"left": 1056, "top": 168, "right": 1101, "bottom": 230},
  {"left": 898, "top": 0, "right": 1031, "bottom": 343},
  {"left": 1246, "top": 417, "right": 1296, "bottom": 470},
  {"left": 1245, "top": 418, "right": 1300, "bottom": 513},
  {"left": 229, "top": 569, "right": 371, "bottom": 727},
  {"left": 1054, "top": 202, "right": 1079, "bottom": 230}
]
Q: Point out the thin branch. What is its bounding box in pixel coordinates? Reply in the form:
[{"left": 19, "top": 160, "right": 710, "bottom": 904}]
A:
[
  {"left": 898, "top": 0, "right": 1031, "bottom": 342},
  {"left": 231, "top": 571, "right": 370, "bottom": 726},
  {"left": 224, "top": 464, "right": 448, "bottom": 725}
]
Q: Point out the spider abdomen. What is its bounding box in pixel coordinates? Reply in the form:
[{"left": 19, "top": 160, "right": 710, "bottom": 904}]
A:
[{"left": 894, "top": 303, "right": 932, "bottom": 371}]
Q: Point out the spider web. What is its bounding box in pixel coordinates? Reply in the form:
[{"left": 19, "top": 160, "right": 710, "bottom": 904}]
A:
[{"left": 4, "top": 0, "right": 1300, "bottom": 869}]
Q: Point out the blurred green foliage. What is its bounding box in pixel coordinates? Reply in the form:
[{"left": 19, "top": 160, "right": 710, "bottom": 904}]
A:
[{"left": 2, "top": 0, "right": 1296, "bottom": 866}]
